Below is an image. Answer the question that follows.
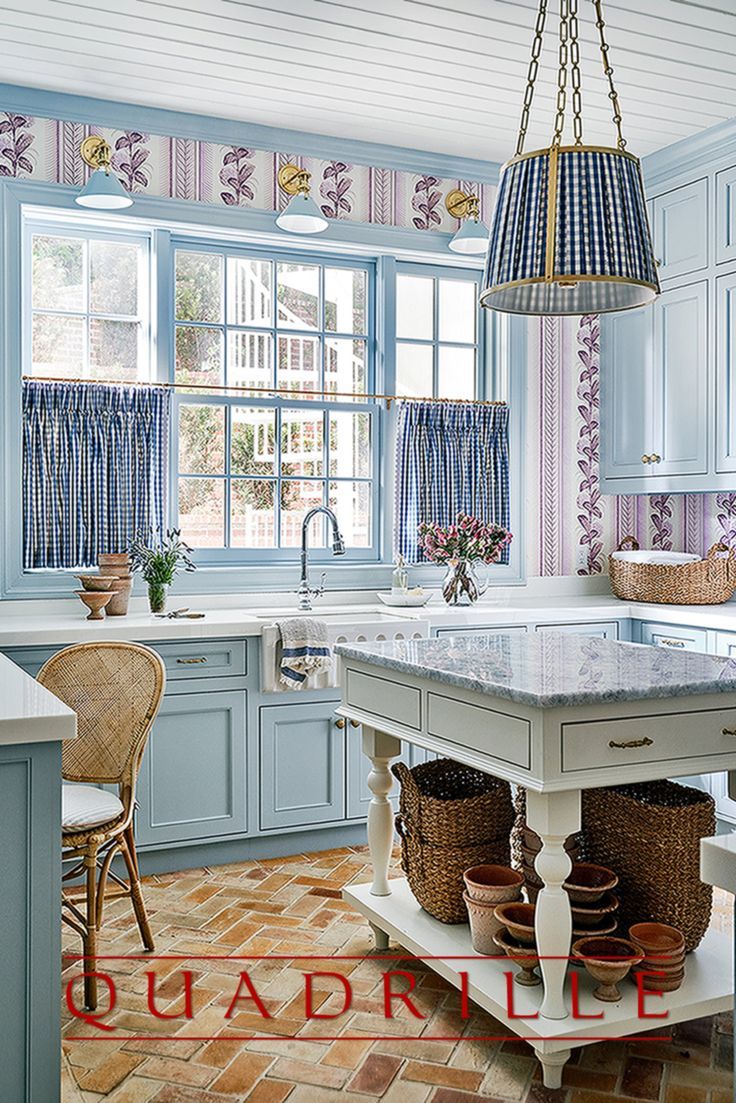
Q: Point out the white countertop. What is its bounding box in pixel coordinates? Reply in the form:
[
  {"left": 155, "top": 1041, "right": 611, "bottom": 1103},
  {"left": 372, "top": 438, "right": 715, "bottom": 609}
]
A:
[
  {"left": 1, "top": 591, "right": 736, "bottom": 647},
  {"left": 0, "top": 652, "right": 76, "bottom": 745},
  {"left": 701, "top": 834, "right": 736, "bottom": 895}
]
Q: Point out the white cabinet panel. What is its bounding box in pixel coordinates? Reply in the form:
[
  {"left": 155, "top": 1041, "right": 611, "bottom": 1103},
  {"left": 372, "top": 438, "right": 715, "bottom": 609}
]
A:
[
  {"left": 600, "top": 305, "right": 655, "bottom": 481},
  {"left": 651, "top": 178, "right": 708, "bottom": 279},
  {"left": 717, "top": 271, "right": 736, "bottom": 473},
  {"left": 716, "top": 165, "right": 736, "bottom": 265},
  {"left": 655, "top": 280, "right": 708, "bottom": 476}
]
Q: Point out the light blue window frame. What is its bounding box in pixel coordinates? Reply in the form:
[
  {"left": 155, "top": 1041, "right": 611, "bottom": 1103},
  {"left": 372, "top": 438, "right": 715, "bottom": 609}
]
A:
[{"left": 166, "top": 237, "right": 380, "bottom": 565}]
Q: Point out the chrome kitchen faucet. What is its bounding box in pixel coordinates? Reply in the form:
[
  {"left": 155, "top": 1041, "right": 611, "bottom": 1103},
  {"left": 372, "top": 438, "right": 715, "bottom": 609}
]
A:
[{"left": 297, "top": 506, "right": 345, "bottom": 610}]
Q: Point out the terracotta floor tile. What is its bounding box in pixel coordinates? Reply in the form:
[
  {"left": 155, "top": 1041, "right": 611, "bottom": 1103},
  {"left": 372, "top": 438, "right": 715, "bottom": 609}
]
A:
[
  {"left": 244, "top": 1080, "right": 294, "bottom": 1103},
  {"left": 347, "top": 1052, "right": 402, "bottom": 1095},
  {"left": 138, "top": 1056, "right": 215, "bottom": 1087},
  {"left": 321, "top": 1038, "right": 374, "bottom": 1068},
  {"left": 401, "top": 1059, "right": 483, "bottom": 1092},
  {"left": 103, "top": 1077, "right": 163, "bottom": 1103},
  {"left": 209, "top": 1052, "right": 273, "bottom": 1094},
  {"left": 75, "top": 1051, "right": 146, "bottom": 1093},
  {"left": 663, "top": 1085, "right": 708, "bottom": 1103},
  {"left": 619, "top": 1058, "right": 663, "bottom": 1100},
  {"left": 268, "top": 1056, "right": 349, "bottom": 1089}
]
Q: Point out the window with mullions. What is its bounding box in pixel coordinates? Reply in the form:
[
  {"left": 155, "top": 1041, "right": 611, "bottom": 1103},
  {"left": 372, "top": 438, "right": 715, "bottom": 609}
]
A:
[
  {"left": 173, "top": 245, "right": 375, "bottom": 556},
  {"left": 395, "top": 265, "right": 482, "bottom": 400}
]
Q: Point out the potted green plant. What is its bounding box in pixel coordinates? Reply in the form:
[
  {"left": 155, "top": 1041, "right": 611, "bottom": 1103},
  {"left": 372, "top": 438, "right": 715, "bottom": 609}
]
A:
[{"left": 128, "top": 528, "right": 196, "bottom": 613}]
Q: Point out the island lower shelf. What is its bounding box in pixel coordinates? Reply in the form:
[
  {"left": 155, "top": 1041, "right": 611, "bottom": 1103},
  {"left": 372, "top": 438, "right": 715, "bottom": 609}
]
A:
[{"left": 344, "top": 878, "right": 733, "bottom": 1049}]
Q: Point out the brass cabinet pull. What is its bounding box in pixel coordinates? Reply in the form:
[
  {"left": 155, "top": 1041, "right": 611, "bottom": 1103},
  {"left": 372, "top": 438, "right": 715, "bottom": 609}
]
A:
[
  {"left": 350, "top": 718, "right": 360, "bottom": 728},
  {"left": 608, "top": 736, "right": 654, "bottom": 749},
  {"left": 652, "top": 453, "right": 662, "bottom": 463},
  {"left": 722, "top": 727, "right": 736, "bottom": 737},
  {"left": 641, "top": 454, "right": 651, "bottom": 464},
  {"left": 659, "top": 638, "right": 685, "bottom": 648},
  {"left": 176, "top": 656, "right": 208, "bottom": 664},
  {"left": 335, "top": 717, "right": 346, "bottom": 729}
]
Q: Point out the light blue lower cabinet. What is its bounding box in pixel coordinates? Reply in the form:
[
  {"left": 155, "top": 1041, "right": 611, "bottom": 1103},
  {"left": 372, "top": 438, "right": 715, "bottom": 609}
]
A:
[
  {"left": 259, "top": 701, "right": 345, "bottom": 829},
  {"left": 135, "top": 689, "right": 248, "bottom": 846},
  {"left": 639, "top": 621, "right": 708, "bottom": 653},
  {"left": 434, "top": 624, "right": 528, "bottom": 638},
  {"left": 535, "top": 621, "right": 620, "bottom": 639}
]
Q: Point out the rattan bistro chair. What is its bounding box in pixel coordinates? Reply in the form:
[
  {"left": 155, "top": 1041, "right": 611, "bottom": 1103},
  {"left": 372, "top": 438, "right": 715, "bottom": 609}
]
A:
[{"left": 38, "top": 641, "right": 166, "bottom": 1010}]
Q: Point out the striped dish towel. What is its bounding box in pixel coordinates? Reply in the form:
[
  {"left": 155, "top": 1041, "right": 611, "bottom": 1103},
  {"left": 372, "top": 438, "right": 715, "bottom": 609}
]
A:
[{"left": 277, "top": 617, "right": 332, "bottom": 690}]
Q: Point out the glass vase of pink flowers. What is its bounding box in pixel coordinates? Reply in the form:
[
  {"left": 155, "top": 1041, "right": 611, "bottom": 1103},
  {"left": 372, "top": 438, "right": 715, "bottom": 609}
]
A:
[{"left": 418, "top": 514, "right": 513, "bottom": 605}]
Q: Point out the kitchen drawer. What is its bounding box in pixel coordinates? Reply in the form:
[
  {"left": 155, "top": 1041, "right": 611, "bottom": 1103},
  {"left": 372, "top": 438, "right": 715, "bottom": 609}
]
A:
[
  {"left": 639, "top": 621, "right": 708, "bottom": 653},
  {"left": 150, "top": 639, "right": 247, "bottom": 681},
  {"left": 536, "top": 621, "right": 619, "bottom": 639},
  {"left": 562, "top": 707, "right": 736, "bottom": 773},
  {"left": 435, "top": 625, "right": 527, "bottom": 638},
  {"left": 427, "top": 692, "right": 530, "bottom": 769},
  {"left": 345, "top": 669, "right": 421, "bottom": 729}
]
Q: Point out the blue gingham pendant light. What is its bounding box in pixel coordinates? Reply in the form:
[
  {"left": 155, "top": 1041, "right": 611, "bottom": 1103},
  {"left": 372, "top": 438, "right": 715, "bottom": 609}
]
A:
[{"left": 481, "top": 0, "right": 660, "bottom": 316}]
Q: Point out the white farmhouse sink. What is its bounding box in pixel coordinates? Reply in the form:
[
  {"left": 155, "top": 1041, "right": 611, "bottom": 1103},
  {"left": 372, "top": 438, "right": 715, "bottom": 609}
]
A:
[{"left": 259, "top": 611, "right": 430, "bottom": 692}]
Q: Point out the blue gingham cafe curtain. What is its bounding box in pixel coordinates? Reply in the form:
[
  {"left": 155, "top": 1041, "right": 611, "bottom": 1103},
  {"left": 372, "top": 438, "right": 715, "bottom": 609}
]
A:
[
  {"left": 23, "top": 380, "right": 170, "bottom": 569},
  {"left": 394, "top": 401, "right": 510, "bottom": 563}
]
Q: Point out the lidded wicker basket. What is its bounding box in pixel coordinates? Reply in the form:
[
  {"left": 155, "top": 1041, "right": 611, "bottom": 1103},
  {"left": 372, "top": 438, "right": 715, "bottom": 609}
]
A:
[
  {"left": 609, "top": 536, "right": 736, "bottom": 605},
  {"left": 392, "top": 758, "right": 514, "bottom": 924}
]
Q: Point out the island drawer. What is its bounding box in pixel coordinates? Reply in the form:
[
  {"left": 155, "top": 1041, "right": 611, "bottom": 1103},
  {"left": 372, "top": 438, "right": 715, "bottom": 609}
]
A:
[
  {"left": 562, "top": 707, "right": 736, "bottom": 772},
  {"left": 151, "top": 639, "right": 247, "bottom": 681},
  {"left": 345, "top": 669, "right": 421, "bottom": 729},
  {"left": 427, "top": 693, "right": 530, "bottom": 768}
]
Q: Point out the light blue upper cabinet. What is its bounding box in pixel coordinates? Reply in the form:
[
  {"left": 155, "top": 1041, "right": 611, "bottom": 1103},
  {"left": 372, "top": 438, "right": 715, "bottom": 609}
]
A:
[
  {"left": 260, "top": 701, "right": 345, "bottom": 829},
  {"left": 717, "top": 271, "right": 736, "bottom": 472},
  {"left": 716, "top": 166, "right": 736, "bottom": 265},
  {"left": 600, "top": 304, "right": 654, "bottom": 482},
  {"left": 655, "top": 280, "right": 708, "bottom": 478},
  {"left": 650, "top": 178, "right": 708, "bottom": 279}
]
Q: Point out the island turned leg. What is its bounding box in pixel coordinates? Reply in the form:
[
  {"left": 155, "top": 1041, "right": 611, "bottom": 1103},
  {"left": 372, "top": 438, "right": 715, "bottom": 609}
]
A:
[
  {"left": 534, "top": 1045, "right": 573, "bottom": 1090},
  {"left": 526, "top": 788, "right": 581, "bottom": 1022},
  {"left": 363, "top": 726, "right": 402, "bottom": 898}
]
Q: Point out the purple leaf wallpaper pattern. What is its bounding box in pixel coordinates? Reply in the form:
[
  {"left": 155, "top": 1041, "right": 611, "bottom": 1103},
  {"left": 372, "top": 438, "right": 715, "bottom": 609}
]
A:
[
  {"left": 0, "top": 112, "right": 34, "bottom": 177},
  {"left": 319, "top": 160, "right": 353, "bottom": 219},
  {"left": 219, "top": 147, "right": 256, "bottom": 206},
  {"left": 112, "top": 131, "right": 150, "bottom": 192},
  {"left": 411, "top": 174, "right": 442, "bottom": 230},
  {"left": 575, "top": 314, "right": 603, "bottom": 575}
]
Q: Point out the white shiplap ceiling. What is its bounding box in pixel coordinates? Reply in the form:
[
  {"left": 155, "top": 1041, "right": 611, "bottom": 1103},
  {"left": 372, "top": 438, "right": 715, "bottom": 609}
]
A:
[{"left": 0, "top": 0, "right": 734, "bottom": 162}]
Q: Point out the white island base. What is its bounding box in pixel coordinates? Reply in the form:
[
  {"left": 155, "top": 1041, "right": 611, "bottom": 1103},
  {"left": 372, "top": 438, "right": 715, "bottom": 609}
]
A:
[{"left": 345, "top": 879, "right": 733, "bottom": 1088}]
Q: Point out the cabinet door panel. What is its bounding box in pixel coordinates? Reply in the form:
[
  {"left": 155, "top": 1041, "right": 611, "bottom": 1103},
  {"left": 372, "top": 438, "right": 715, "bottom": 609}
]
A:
[
  {"left": 716, "top": 166, "right": 736, "bottom": 265},
  {"left": 136, "top": 690, "right": 247, "bottom": 846},
  {"left": 600, "top": 306, "right": 655, "bottom": 481},
  {"left": 434, "top": 625, "right": 527, "bottom": 638},
  {"left": 535, "top": 621, "right": 619, "bottom": 639},
  {"left": 717, "top": 272, "right": 736, "bottom": 473},
  {"left": 260, "top": 702, "right": 344, "bottom": 829},
  {"left": 640, "top": 621, "right": 708, "bottom": 653},
  {"left": 656, "top": 280, "right": 708, "bottom": 476},
  {"left": 652, "top": 179, "right": 708, "bottom": 279}
]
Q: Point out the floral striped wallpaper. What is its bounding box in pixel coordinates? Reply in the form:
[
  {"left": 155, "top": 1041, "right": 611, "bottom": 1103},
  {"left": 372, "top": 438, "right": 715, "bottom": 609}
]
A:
[{"left": 3, "top": 108, "right": 731, "bottom": 580}]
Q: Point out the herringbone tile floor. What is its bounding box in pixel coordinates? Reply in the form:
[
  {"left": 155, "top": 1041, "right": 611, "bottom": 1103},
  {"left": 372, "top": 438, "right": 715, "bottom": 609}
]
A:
[{"left": 61, "top": 845, "right": 734, "bottom": 1103}]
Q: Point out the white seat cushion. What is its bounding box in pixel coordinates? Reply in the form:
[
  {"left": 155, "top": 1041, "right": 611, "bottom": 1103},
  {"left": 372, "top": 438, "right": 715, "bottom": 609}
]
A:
[{"left": 62, "top": 784, "right": 124, "bottom": 832}]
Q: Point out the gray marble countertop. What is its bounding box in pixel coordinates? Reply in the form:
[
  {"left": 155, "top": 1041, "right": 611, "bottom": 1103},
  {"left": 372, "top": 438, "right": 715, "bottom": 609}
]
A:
[{"left": 335, "top": 632, "right": 736, "bottom": 708}]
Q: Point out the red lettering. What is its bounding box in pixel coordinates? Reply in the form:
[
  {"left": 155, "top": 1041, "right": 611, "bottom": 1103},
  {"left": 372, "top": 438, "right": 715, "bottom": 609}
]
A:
[
  {"left": 459, "top": 971, "right": 471, "bottom": 1019},
  {"left": 146, "top": 969, "right": 194, "bottom": 1020},
  {"left": 504, "top": 972, "right": 539, "bottom": 1019},
  {"left": 304, "top": 972, "right": 352, "bottom": 1019},
  {"left": 65, "top": 973, "right": 116, "bottom": 1031},
  {"left": 224, "top": 972, "right": 272, "bottom": 1020},
  {"left": 570, "top": 971, "right": 603, "bottom": 1019},
  {"left": 635, "top": 973, "right": 669, "bottom": 1019},
  {"left": 382, "top": 970, "right": 425, "bottom": 1019}
]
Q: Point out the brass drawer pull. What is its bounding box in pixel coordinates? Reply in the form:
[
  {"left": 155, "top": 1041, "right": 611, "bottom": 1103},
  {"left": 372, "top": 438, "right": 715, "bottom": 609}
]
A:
[
  {"left": 609, "top": 736, "right": 654, "bottom": 750},
  {"left": 722, "top": 728, "right": 736, "bottom": 737},
  {"left": 335, "top": 717, "right": 346, "bottom": 729},
  {"left": 176, "top": 656, "right": 208, "bottom": 664},
  {"left": 659, "top": 638, "right": 685, "bottom": 648}
]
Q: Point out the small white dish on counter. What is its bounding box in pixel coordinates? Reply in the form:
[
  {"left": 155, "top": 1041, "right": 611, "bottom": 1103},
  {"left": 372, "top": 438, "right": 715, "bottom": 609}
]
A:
[
  {"left": 377, "top": 591, "right": 432, "bottom": 607},
  {"left": 611, "top": 550, "right": 701, "bottom": 565}
]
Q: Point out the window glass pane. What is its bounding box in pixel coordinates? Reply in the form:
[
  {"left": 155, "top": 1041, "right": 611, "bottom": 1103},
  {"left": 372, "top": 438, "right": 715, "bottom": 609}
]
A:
[
  {"left": 90, "top": 240, "right": 139, "bottom": 316},
  {"left": 231, "top": 479, "right": 275, "bottom": 548},
  {"left": 175, "top": 251, "right": 223, "bottom": 323},
  {"left": 396, "top": 343, "right": 433, "bottom": 397},
  {"left": 178, "top": 478, "right": 224, "bottom": 547},
  {"left": 280, "top": 480, "right": 325, "bottom": 547},
  {"left": 329, "top": 481, "right": 371, "bottom": 547},
  {"left": 281, "top": 409, "right": 324, "bottom": 477},
  {"left": 227, "top": 257, "right": 272, "bottom": 327},
  {"left": 178, "top": 404, "right": 225, "bottom": 475},
  {"left": 277, "top": 334, "right": 320, "bottom": 397},
  {"left": 31, "top": 314, "right": 85, "bottom": 377},
  {"left": 329, "top": 411, "right": 371, "bottom": 478},
  {"left": 231, "top": 407, "right": 275, "bottom": 475},
  {"left": 175, "top": 326, "right": 223, "bottom": 387},
  {"left": 277, "top": 262, "right": 319, "bottom": 330},
  {"left": 325, "top": 338, "right": 366, "bottom": 399},
  {"left": 32, "top": 235, "right": 84, "bottom": 311},
  {"left": 228, "top": 331, "right": 272, "bottom": 391},
  {"left": 325, "top": 267, "right": 366, "bottom": 334},
  {"left": 396, "top": 274, "right": 433, "bottom": 339},
  {"left": 438, "top": 346, "right": 476, "bottom": 399},
  {"left": 89, "top": 319, "right": 140, "bottom": 381},
  {"left": 438, "top": 278, "right": 477, "bottom": 343}
]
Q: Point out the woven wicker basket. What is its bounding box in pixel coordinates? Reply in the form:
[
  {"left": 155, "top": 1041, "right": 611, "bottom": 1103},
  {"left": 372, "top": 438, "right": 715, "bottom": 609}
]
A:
[
  {"left": 392, "top": 758, "right": 514, "bottom": 924},
  {"left": 582, "top": 780, "right": 715, "bottom": 952},
  {"left": 609, "top": 536, "right": 736, "bottom": 604}
]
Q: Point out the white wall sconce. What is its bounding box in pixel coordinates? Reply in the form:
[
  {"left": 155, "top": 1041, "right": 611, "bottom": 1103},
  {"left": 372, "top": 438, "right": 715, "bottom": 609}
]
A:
[
  {"left": 75, "top": 136, "right": 133, "bottom": 210},
  {"left": 445, "top": 189, "right": 489, "bottom": 255},
  {"left": 275, "top": 164, "right": 328, "bottom": 234}
]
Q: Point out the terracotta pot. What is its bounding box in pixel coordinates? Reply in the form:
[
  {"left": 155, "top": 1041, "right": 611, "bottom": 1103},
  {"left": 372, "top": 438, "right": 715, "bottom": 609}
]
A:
[
  {"left": 76, "top": 575, "right": 114, "bottom": 592},
  {"left": 572, "top": 936, "right": 643, "bottom": 1002},
  {"left": 463, "top": 865, "right": 524, "bottom": 906},
  {"left": 572, "top": 914, "right": 618, "bottom": 939},
  {"left": 631, "top": 965, "right": 685, "bottom": 993},
  {"left": 105, "top": 576, "right": 133, "bottom": 616},
  {"left": 75, "top": 591, "right": 113, "bottom": 621},
  {"left": 463, "top": 892, "right": 505, "bottom": 953},
  {"left": 571, "top": 891, "right": 620, "bottom": 928},
  {"left": 493, "top": 927, "right": 541, "bottom": 987},
  {"left": 99, "top": 553, "right": 131, "bottom": 577},
  {"left": 564, "top": 863, "right": 619, "bottom": 904},
  {"left": 494, "top": 902, "right": 535, "bottom": 945},
  {"left": 628, "top": 922, "right": 685, "bottom": 958}
]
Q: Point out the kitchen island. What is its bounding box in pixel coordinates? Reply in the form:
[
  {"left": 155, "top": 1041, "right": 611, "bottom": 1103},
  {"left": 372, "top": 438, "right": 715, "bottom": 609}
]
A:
[{"left": 336, "top": 632, "right": 736, "bottom": 1088}]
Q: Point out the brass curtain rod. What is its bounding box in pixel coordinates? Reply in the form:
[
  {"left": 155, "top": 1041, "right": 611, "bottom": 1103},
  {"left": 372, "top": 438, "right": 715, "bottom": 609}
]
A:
[{"left": 22, "top": 375, "right": 507, "bottom": 408}]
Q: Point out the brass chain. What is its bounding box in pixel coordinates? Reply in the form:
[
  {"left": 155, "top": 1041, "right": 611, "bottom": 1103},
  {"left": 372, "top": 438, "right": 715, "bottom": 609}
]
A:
[
  {"left": 569, "top": 0, "right": 584, "bottom": 144},
  {"left": 515, "top": 0, "right": 548, "bottom": 157},
  {"left": 552, "top": 0, "right": 570, "bottom": 147},
  {"left": 592, "top": 0, "right": 626, "bottom": 150}
]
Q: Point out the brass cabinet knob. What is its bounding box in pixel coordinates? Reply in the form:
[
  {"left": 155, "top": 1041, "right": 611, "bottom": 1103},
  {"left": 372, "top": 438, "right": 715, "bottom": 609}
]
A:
[
  {"left": 652, "top": 453, "right": 661, "bottom": 463},
  {"left": 641, "top": 454, "right": 651, "bottom": 464},
  {"left": 335, "top": 717, "right": 346, "bottom": 729},
  {"left": 349, "top": 718, "right": 360, "bottom": 728}
]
